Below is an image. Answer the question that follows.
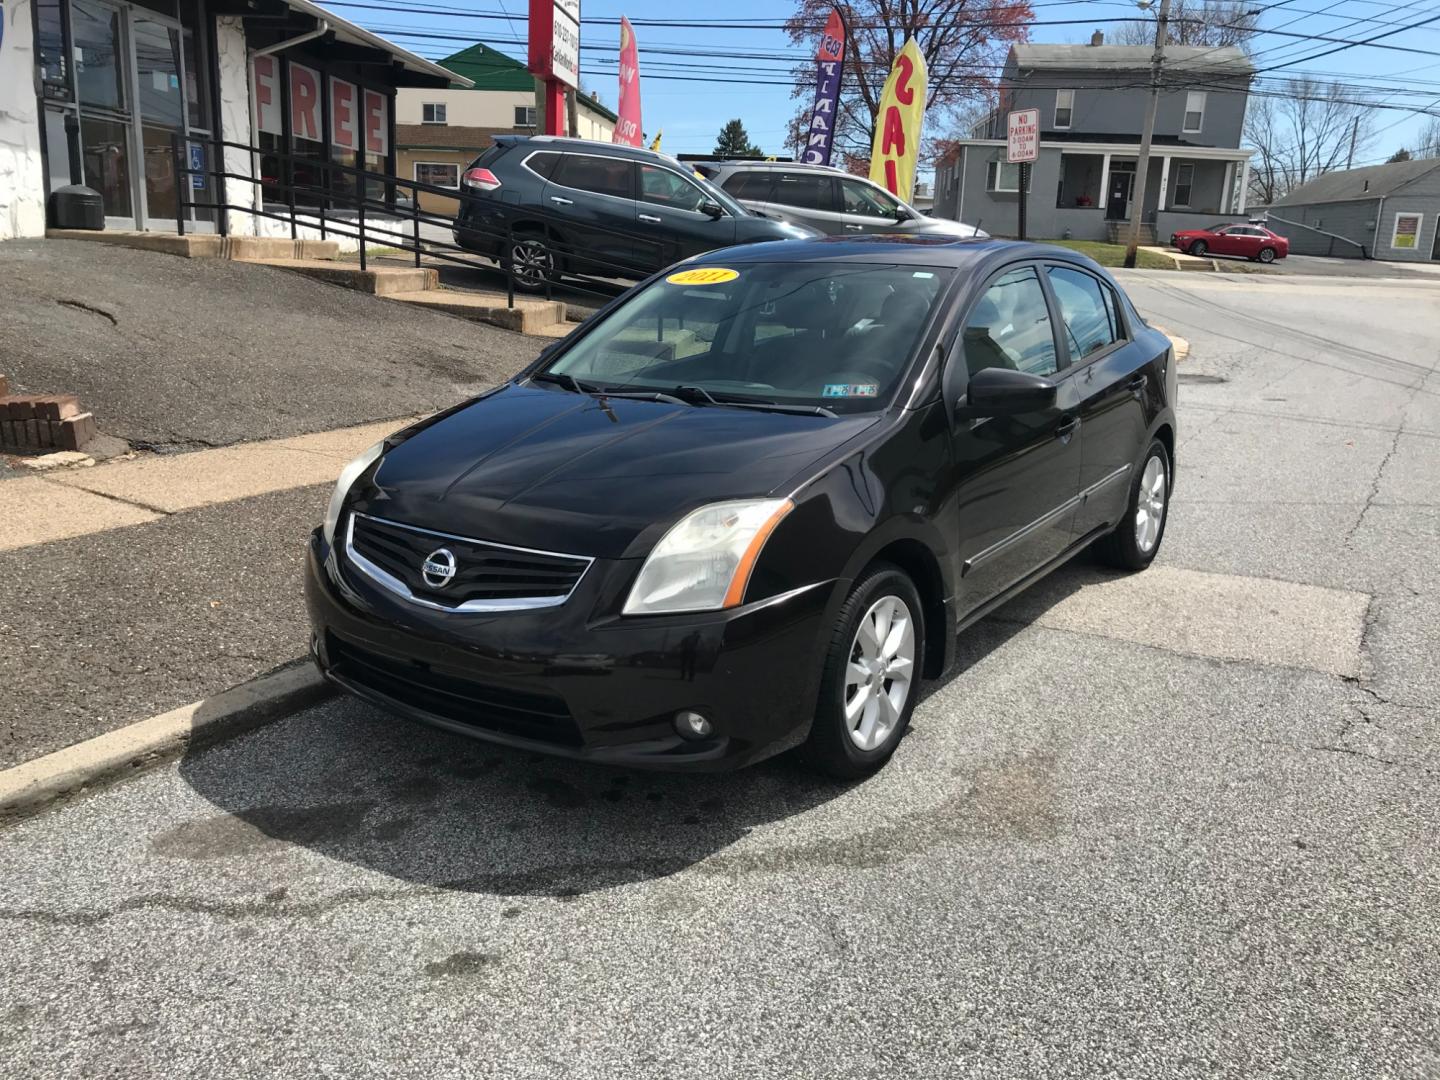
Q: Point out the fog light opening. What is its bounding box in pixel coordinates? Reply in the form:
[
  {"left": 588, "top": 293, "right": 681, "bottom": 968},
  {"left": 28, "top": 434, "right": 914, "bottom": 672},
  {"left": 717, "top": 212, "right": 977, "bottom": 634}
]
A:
[{"left": 674, "top": 710, "right": 713, "bottom": 741}]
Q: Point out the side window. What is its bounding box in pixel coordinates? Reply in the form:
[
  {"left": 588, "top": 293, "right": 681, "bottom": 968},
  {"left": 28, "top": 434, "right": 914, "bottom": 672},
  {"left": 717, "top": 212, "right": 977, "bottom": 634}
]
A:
[
  {"left": 639, "top": 164, "right": 708, "bottom": 212},
  {"left": 772, "top": 172, "right": 834, "bottom": 211},
  {"left": 1100, "top": 281, "right": 1125, "bottom": 342},
  {"left": 723, "top": 171, "right": 773, "bottom": 201},
  {"left": 961, "top": 267, "right": 1058, "bottom": 379},
  {"left": 524, "top": 151, "right": 562, "bottom": 180},
  {"left": 840, "top": 178, "right": 900, "bottom": 217},
  {"left": 553, "top": 154, "right": 633, "bottom": 199},
  {"left": 1046, "top": 266, "right": 1119, "bottom": 360}
]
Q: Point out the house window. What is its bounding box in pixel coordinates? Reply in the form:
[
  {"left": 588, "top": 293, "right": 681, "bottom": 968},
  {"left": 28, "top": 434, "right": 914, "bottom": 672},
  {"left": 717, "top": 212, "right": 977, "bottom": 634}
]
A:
[
  {"left": 421, "top": 103, "right": 446, "bottom": 125},
  {"left": 1173, "top": 163, "right": 1194, "bottom": 207},
  {"left": 414, "top": 162, "right": 459, "bottom": 189},
  {"left": 986, "top": 160, "right": 1030, "bottom": 193},
  {"left": 515, "top": 106, "right": 537, "bottom": 127},
  {"left": 1183, "top": 92, "right": 1205, "bottom": 133},
  {"left": 1054, "top": 90, "right": 1073, "bottom": 130},
  {"left": 1391, "top": 212, "right": 1423, "bottom": 250}
]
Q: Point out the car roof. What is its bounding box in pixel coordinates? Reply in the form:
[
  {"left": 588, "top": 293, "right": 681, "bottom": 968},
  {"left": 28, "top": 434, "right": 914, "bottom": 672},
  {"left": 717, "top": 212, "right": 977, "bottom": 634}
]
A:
[
  {"left": 681, "top": 235, "right": 1107, "bottom": 274},
  {"left": 707, "top": 159, "right": 843, "bottom": 174},
  {"left": 494, "top": 134, "right": 680, "bottom": 167}
]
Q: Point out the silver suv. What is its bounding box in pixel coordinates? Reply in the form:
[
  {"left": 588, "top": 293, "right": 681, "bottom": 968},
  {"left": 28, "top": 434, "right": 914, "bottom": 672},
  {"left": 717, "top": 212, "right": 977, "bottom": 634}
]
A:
[{"left": 695, "top": 160, "right": 986, "bottom": 240}]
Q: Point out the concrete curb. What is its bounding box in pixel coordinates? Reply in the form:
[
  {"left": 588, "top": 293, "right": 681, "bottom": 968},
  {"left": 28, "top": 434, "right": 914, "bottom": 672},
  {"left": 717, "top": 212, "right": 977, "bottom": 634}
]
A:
[
  {"left": 1152, "top": 325, "right": 1190, "bottom": 361},
  {"left": 0, "top": 664, "right": 332, "bottom": 822}
]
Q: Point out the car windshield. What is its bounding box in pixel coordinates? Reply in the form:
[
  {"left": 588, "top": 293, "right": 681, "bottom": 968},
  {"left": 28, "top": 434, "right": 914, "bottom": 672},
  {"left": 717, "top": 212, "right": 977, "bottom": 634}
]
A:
[{"left": 539, "top": 261, "right": 952, "bottom": 414}]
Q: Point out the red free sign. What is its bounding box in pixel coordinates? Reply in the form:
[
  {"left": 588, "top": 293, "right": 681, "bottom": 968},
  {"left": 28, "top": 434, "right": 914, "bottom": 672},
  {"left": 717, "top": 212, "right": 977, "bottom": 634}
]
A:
[{"left": 1007, "top": 108, "right": 1039, "bottom": 164}]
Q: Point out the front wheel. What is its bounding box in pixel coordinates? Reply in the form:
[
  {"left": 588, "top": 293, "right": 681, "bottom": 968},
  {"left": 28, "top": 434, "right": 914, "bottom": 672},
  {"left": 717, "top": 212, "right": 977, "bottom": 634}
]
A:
[
  {"left": 1094, "top": 439, "right": 1171, "bottom": 571},
  {"left": 1189, "top": 240, "right": 1207, "bottom": 257},
  {"left": 801, "top": 564, "right": 925, "bottom": 780},
  {"left": 1257, "top": 247, "right": 1276, "bottom": 263}
]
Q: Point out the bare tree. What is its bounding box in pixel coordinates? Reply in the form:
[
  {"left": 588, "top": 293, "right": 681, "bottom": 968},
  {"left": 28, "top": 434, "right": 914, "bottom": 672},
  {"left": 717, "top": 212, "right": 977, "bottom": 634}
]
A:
[
  {"left": 1416, "top": 115, "right": 1440, "bottom": 158},
  {"left": 1245, "top": 79, "right": 1378, "bottom": 204},
  {"left": 784, "top": 0, "right": 1032, "bottom": 170},
  {"left": 1112, "top": 0, "right": 1259, "bottom": 49}
]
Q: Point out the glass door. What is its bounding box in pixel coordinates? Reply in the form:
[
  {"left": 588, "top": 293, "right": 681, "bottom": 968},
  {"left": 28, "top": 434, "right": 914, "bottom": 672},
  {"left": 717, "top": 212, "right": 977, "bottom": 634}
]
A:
[
  {"left": 132, "top": 12, "right": 185, "bottom": 227},
  {"left": 72, "top": 0, "right": 137, "bottom": 228}
]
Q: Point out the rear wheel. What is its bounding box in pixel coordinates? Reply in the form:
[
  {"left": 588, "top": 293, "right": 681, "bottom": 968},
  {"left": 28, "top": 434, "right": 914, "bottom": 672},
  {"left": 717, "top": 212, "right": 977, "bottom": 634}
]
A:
[
  {"left": 801, "top": 563, "right": 924, "bottom": 780},
  {"left": 1189, "top": 239, "right": 1207, "bottom": 257},
  {"left": 508, "top": 233, "right": 556, "bottom": 293},
  {"left": 1257, "top": 246, "right": 1276, "bottom": 263},
  {"left": 1094, "top": 439, "right": 1171, "bottom": 571}
]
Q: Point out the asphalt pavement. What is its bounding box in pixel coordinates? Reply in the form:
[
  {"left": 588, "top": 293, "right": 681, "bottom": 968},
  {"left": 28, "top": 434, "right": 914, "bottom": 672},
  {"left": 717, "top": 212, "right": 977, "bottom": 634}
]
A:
[
  {"left": 0, "top": 240, "right": 542, "bottom": 449},
  {"left": 2, "top": 269, "right": 1438, "bottom": 1077}
]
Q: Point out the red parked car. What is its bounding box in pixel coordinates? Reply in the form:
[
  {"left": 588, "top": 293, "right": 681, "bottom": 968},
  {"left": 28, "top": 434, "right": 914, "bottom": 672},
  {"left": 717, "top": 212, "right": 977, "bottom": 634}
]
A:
[{"left": 1171, "top": 222, "right": 1289, "bottom": 263}]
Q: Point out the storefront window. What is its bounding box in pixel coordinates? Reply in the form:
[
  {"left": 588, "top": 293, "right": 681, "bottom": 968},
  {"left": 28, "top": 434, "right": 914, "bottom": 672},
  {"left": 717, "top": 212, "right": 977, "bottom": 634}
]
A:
[
  {"left": 36, "top": 0, "right": 71, "bottom": 102},
  {"left": 133, "top": 16, "right": 184, "bottom": 127},
  {"left": 82, "top": 116, "right": 134, "bottom": 218},
  {"left": 72, "top": 0, "right": 127, "bottom": 113}
]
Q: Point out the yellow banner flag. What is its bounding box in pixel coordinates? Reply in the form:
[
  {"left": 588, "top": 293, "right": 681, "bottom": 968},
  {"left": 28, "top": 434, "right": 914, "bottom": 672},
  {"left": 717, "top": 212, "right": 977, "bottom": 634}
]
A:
[
  {"left": 649, "top": 130, "right": 663, "bottom": 152},
  {"left": 868, "top": 38, "right": 927, "bottom": 202}
]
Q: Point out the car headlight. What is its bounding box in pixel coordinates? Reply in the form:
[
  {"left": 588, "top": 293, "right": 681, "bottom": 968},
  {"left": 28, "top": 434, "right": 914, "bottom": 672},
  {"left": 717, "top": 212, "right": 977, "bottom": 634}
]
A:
[
  {"left": 322, "top": 441, "right": 384, "bottom": 548},
  {"left": 623, "top": 498, "right": 794, "bottom": 615}
]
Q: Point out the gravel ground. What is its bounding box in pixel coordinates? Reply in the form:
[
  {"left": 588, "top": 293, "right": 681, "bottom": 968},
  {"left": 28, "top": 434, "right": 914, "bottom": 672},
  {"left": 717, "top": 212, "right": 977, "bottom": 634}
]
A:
[{"left": 0, "top": 240, "right": 541, "bottom": 449}]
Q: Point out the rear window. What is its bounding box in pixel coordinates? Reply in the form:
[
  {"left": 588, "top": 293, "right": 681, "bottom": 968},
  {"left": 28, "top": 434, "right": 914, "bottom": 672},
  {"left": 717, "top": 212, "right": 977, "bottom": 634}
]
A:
[
  {"left": 553, "top": 154, "right": 633, "bottom": 199},
  {"left": 771, "top": 173, "right": 834, "bottom": 211},
  {"left": 542, "top": 261, "right": 951, "bottom": 414},
  {"left": 723, "top": 171, "right": 774, "bottom": 201},
  {"left": 524, "top": 150, "right": 562, "bottom": 179}
]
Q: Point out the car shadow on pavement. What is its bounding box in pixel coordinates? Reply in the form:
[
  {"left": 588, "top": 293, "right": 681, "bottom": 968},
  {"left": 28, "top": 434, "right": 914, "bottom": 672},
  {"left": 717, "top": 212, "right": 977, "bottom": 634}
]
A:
[{"left": 171, "top": 558, "right": 1107, "bottom": 898}]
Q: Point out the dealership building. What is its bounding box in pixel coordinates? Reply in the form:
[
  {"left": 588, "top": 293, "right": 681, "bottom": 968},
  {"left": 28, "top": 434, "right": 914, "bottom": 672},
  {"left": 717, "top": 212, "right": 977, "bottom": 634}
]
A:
[{"left": 0, "top": 0, "right": 467, "bottom": 240}]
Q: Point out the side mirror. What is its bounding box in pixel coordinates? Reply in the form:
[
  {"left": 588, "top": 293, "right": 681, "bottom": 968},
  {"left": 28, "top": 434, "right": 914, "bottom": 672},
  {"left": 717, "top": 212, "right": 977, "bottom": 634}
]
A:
[
  {"left": 956, "top": 367, "right": 1056, "bottom": 418},
  {"left": 701, "top": 200, "right": 725, "bottom": 220},
  {"left": 894, "top": 207, "right": 911, "bottom": 222}
]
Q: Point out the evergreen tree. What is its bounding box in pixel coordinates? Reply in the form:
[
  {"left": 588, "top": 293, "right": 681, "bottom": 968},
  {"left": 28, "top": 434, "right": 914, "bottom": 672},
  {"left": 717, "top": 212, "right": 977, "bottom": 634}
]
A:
[{"left": 714, "top": 119, "right": 763, "bottom": 158}]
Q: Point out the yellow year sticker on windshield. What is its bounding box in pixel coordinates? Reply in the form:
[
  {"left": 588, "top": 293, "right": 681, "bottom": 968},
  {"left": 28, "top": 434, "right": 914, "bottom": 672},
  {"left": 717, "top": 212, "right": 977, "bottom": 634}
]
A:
[{"left": 666, "top": 267, "right": 739, "bottom": 286}]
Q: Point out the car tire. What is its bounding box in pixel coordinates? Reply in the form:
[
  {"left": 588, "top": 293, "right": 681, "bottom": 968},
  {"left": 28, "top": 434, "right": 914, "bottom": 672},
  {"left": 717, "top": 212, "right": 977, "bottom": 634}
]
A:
[
  {"left": 801, "top": 563, "right": 925, "bottom": 780},
  {"left": 1189, "top": 240, "right": 1207, "bottom": 257},
  {"left": 1094, "top": 439, "right": 1171, "bottom": 571},
  {"left": 508, "top": 231, "right": 557, "bottom": 293},
  {"left": 1257, "top": 247, "right": 1276, "bottom": 263}
]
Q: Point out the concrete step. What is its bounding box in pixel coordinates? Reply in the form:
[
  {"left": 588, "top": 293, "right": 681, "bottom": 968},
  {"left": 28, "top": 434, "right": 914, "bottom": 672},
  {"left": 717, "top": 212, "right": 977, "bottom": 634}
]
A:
[
  {"left": 45, "top": 230, "right": 340, "bottom": 262},
  {"left": 254, "top": 259, "right": 439, "bottom": 296},
  {"left": 384, "top": 290, "right": 568, "bottom": 335}
]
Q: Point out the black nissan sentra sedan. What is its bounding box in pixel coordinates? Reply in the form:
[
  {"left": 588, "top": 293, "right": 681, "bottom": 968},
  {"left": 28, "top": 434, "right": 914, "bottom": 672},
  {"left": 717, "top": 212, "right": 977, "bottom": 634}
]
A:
[{"left": 306, "top": 236, "right": 1177, "bottom": 778}]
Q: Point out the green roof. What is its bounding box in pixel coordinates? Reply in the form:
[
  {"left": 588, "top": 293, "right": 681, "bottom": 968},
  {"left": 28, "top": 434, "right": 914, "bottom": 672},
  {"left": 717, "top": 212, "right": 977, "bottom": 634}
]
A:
[
  {"left": 438, "top": 44, "right": 534, "bottom": 92},
  {"left": 437, "top": 43, "right": 618, "bottom": 121}
]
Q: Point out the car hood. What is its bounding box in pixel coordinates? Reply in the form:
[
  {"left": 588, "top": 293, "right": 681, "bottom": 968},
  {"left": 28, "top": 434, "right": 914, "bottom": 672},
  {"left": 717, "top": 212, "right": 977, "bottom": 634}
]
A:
[
  {"left": 360, "top": 383, "right": 878, "bottom": 559},
  {"left": 912, "top": 217, "right": 985, "bottom": 238}
]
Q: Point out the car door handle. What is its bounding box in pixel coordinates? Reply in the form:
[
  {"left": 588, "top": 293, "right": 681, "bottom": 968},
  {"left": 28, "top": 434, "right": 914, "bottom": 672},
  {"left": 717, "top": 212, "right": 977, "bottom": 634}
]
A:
[
  {"left": 638, "top": 213, "right": 662, "bottom": 224},
  {"left": 549, "top": 196, "right": 573, "bottom": 206},
  {"left": 1126, "top": 374, "right": 1148, "bottom": 394},
  {"left": 844, "top": 224, "right": 864, "bottom": 231},
  {"left": 1055, "top": 416, "right": 1080, "bottom": 439}
]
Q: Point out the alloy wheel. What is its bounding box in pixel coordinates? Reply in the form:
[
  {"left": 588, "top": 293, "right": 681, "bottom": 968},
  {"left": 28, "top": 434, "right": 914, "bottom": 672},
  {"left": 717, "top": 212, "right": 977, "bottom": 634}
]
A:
[
  {"left": 1259, "top": 247, "right": 1275, "bottom": 263},
  {"left": 844, "top": 595, "right": 916, "bottom": 751},
  {"left": 1134, "top": 454, "right": 1168, "bottom": 554},
  {"left": 511, "top": 239, "right": 553, "bottom": 288},
  {"left": 1191, "top": 241, "right": 1206, "bottom": 257}
]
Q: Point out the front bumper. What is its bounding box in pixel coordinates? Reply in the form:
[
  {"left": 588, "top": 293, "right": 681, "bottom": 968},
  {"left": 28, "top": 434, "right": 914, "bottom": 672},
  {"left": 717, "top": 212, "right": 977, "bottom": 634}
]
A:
[{"left": 304, "top": 530, "right": 837, "bottom": 771}]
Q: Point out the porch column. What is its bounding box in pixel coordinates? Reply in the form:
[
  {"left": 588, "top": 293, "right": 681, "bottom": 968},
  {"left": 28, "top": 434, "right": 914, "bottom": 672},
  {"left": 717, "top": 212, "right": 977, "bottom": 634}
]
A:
[
  {"left": 1157, "top": 155, "right": 1171, "bottom": 213},
  {"left": 1098, "top": 153, "right": 1112, "bottom": 210},
  {"left": 1220, "top": 162, "right": 1234, "bottom": 214},
  {"left": 1237, "top": 160, "right": 1250, "bottom": 214}
]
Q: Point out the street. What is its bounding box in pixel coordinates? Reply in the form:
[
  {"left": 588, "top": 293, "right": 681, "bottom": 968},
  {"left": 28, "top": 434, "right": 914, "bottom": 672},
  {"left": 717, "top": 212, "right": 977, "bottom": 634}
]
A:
[{"left": 2, "top": 269, "right": 1437, "bottom": 1077}]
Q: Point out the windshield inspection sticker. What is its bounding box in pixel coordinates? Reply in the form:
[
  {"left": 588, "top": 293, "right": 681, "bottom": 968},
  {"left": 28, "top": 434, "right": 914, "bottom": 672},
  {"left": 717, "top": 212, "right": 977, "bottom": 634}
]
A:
[
  {"left": 665, "top": 267, "right": 739, "bottom": 285},
  {"left": 823, "top": 383, "right": 878, "bottom": 398}
]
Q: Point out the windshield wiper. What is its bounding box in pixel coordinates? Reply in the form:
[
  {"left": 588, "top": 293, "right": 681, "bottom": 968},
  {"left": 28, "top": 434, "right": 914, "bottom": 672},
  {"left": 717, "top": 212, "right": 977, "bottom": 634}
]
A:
[
  {"left": 595, "top": 388, "right": 690, "bottom": 405},
  {"left": 674, "top": 385, "right": 837, "bottom": 418},
  {"left": 531, "top": 371, "right": 603, "bottom": 396}
]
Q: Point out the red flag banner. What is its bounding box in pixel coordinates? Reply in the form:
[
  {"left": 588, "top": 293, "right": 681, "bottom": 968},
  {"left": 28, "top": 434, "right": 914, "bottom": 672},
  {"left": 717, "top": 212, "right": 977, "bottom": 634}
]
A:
[{"left": 613, "top": 16, "right": 643, "bottom": 147}]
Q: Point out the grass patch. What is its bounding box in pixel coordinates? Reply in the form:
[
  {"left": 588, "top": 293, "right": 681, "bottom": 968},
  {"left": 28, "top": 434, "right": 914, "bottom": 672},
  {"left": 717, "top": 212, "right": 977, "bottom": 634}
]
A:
[{"left": 1041, "top": 240, "right": 1177, "bottom": 270}]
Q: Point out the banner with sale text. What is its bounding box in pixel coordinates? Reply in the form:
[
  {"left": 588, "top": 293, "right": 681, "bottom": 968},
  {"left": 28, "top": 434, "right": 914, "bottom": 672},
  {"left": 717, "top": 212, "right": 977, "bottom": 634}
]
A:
[
  {"left": 613, "top": 16, "right": 643, "bottom": 147},
  {"left": 801, "top": 8, "right": 846, "bottom": 167},
  {"left": 868, "top": 38, "right": 927, "bottom": 201}
]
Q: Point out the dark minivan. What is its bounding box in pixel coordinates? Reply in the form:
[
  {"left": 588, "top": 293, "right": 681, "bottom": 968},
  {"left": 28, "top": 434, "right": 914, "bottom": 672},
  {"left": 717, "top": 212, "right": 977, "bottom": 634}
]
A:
[
  {"left": 453, "top": 136, "right": 817, "bottom": 290},
  {"left": 307, "top": 237, "right": 1177, "bottom": 779}
]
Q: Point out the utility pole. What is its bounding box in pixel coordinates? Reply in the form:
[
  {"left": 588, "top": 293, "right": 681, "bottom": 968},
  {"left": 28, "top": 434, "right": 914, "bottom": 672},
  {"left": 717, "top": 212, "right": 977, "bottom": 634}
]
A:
[
  {"left": 1124, "top": 0, "right": 1171, "bottom": 269},
  {"left": 1345, "top": 116, "right": 1359, "bottom": 169}
]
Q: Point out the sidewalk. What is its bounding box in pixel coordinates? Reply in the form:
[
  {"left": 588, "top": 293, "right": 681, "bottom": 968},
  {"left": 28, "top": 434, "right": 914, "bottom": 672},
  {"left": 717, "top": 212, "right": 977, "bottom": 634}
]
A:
[{"left": 0, "top": 417, "right": 409, "bottom": 769}]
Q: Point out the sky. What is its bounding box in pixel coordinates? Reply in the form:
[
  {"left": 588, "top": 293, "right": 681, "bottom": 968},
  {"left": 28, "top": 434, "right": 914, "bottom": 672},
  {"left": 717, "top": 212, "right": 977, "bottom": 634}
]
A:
[{"left": 327, "top": 0, "right": 1440, "bottom": 167}]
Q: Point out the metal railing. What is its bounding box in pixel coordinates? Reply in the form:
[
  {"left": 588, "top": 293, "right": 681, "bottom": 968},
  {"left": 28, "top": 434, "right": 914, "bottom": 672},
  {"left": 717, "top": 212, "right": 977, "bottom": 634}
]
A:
[
  {"left": 1258, "top": 212, "right": 1370, "bottom": 259},
  {"left": 171, "top": 133, "right": 667, "bottom": 309}
]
